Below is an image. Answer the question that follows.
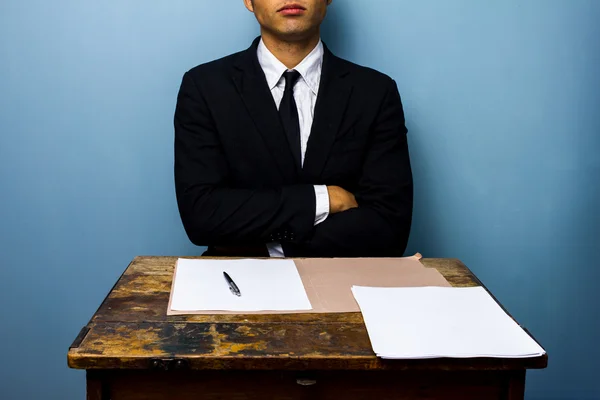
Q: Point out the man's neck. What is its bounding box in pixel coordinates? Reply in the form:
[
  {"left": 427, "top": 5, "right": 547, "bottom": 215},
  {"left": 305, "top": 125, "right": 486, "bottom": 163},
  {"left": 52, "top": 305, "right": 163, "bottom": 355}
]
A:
[{"left": 260, "top": 30, "right": 321, "bottom": 69}]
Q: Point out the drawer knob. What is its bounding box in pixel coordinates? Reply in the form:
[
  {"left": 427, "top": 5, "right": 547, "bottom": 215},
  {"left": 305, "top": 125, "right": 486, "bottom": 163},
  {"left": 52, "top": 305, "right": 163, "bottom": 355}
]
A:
[{"left": 296, "top": 379, "right": 317, "bottom": 386}]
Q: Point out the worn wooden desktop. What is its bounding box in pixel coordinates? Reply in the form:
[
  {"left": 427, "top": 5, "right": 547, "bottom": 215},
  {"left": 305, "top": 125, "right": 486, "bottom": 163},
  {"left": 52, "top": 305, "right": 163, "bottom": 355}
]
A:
[{"left": 68, "top": 257, "right": 547, "bottom": 400}]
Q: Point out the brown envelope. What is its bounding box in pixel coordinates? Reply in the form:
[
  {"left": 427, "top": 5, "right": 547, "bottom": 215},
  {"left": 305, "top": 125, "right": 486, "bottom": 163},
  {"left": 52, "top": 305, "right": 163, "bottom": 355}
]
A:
[{"left": 167, "top": 256, "right": 451, "bottom": 315}]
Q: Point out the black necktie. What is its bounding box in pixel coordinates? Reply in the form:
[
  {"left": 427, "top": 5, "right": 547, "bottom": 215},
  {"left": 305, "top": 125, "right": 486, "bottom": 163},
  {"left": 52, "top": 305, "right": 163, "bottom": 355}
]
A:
[{"left": 279, "top": 70, "right": 302, "bottom": 169}]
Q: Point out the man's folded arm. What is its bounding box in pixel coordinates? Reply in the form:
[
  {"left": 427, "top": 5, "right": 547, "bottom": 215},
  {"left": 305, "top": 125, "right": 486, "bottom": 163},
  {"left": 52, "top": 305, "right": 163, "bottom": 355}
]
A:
[
  {"left": 174, "top": 72, "right": 316, "bottom": 246},
  {"left": 285, "top": 78, "right": 413, "bottom": 257}
]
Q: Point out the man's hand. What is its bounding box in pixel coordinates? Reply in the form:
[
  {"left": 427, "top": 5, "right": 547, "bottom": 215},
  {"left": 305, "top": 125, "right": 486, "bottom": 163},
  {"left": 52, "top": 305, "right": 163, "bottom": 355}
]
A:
[{"left": 327, "top": 186, "right": 358, "bottom": 214}]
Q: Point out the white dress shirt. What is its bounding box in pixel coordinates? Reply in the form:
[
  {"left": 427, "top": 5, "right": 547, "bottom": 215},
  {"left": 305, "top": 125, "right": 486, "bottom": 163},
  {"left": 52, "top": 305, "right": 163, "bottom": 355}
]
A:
[{"left": 257, "top": 38, "right": 329, "bottom": 257}]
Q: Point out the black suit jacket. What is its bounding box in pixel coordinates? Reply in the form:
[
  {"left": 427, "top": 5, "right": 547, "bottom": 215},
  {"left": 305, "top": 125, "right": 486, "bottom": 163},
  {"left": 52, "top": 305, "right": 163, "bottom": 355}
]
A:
[{"left": 174, "top": 37, "right": 413, "bottom": 257}]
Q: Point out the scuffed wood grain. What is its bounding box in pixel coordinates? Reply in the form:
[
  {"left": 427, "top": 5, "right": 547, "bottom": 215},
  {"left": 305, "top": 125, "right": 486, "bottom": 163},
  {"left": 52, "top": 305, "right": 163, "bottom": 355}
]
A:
[
  {"left": 92, "top": 257, "right": 477, "bottom": 324},
  {"left": 68, "top": 257, "right": 547, "bottom": 371}
]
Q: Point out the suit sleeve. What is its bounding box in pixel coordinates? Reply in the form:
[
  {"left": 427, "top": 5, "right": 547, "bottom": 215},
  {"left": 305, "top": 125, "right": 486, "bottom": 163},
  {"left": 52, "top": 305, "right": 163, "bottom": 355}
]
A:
[
  {"left": 174, "top": 71, "right": 316, "bottom": 246},
  {"left": 284, "top": 79, "right": 413, "bottom": 257}
]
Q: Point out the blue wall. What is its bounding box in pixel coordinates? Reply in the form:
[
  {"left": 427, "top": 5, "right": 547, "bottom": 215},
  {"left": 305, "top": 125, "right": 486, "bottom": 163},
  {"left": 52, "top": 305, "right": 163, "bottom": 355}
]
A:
[{"left": 1, "top": 1, "right": 598, "bottom": 399}]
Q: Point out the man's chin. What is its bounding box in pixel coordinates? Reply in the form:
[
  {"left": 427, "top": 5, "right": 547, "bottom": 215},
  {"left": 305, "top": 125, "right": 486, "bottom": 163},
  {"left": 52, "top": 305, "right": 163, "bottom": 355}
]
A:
[{"left": 271, "top": 27, "right": 316, "bottom": 42}]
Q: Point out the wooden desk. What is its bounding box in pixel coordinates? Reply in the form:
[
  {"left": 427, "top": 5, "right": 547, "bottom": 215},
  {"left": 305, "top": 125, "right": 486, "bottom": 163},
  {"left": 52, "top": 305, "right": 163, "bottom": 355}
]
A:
[{"left": 68, "top": 257, "right": 547, "bottom": 400}]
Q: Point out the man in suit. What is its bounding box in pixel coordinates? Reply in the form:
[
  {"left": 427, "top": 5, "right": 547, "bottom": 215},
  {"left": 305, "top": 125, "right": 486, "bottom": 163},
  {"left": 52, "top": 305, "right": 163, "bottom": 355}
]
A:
[{"left": 174, "top": 0, "right": 413, "bottom": 258}]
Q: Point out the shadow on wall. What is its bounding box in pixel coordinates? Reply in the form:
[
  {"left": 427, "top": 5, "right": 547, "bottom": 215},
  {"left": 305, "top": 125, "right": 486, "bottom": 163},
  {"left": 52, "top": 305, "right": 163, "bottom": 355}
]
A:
[{"left": 321, "top": 2, "right": 354, "bottom": 56}]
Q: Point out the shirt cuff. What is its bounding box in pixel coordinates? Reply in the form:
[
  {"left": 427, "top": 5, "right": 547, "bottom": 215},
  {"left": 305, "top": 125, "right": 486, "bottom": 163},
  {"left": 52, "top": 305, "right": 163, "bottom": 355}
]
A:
[{"left": 313, "top": 185, "right": 330, "bottom": 226}]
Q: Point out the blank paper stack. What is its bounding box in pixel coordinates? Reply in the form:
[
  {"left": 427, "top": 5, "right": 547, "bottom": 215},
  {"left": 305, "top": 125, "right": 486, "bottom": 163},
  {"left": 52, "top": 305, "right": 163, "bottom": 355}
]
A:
[{"left": 351, "top": 286, "right": 545, "bottom": 359}]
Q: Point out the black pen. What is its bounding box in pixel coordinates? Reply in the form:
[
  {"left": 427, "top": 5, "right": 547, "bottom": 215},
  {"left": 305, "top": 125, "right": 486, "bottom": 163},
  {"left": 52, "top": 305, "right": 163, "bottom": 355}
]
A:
[{"left": 223, "top": 271, "right": 241, "bottom": 297}]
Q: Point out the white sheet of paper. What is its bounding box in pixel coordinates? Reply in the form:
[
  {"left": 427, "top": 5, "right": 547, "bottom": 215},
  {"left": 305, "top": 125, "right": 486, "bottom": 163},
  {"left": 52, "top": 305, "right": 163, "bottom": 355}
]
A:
[
  {"left": 351, "top": 286, "right": 545, "bottom": 359},
  {"left": 171, "top": 258, "right": 312, "bottom": 312}
]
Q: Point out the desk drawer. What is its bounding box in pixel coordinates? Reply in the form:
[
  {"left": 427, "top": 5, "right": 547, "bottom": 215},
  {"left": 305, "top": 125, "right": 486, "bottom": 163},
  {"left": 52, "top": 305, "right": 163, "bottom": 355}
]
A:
[{"left": 89, "top": 369, "right": 524, "bottom": 400}]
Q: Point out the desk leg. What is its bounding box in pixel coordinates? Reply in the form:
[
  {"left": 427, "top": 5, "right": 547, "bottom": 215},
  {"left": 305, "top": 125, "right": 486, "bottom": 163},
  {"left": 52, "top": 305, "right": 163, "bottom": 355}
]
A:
[
  {"left": 505, "top": 370, "right": 526, "bottom": 400},
  {"left": 86, "top": 371, "right": 109, "bottom": 400}
]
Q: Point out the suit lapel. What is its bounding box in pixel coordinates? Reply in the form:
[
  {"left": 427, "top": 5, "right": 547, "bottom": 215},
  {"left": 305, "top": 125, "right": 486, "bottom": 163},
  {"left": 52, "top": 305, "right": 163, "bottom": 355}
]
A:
[
  {"left": 232, "top": 38, "right": 298, "bottom": 181},
  {"left": 302, "top": 45, "right": 353, "bottom": 180}
]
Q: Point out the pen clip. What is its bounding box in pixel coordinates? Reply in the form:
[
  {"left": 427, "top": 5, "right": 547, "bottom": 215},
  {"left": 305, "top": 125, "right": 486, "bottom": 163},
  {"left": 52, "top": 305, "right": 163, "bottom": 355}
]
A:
[
  {"left": 224, "top": 271, "right": 241, "bottom": 297},
  {"left": 229, "top": 285, "right": 241, "bottom": 297}
]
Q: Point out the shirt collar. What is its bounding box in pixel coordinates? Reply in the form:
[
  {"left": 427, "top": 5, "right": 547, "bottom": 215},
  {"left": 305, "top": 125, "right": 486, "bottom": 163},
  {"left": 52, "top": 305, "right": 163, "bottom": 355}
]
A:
[{"left": 257, "top": 38, "right": 324, "bottom": 96}]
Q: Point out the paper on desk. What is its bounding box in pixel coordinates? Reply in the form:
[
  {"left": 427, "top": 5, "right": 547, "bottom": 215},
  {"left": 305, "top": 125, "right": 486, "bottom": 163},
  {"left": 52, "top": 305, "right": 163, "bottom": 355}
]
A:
[
  {"left": 168, "top": 256, "right": 451, "bottom": 315},
  {"left": 351, "top": 286, "right": 546, "bottom": 359},
  {"left": 169, "top": 258, "right": 312, "bottom": 312},
  {"left": 296, "top": 257, "right": 451, "bottom": 313}
]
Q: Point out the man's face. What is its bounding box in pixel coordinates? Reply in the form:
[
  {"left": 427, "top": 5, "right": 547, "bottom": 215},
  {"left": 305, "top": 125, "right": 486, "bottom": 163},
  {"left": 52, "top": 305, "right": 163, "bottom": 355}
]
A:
[{"left": 244, "top": 0, "right": 331, "bottom": 41}]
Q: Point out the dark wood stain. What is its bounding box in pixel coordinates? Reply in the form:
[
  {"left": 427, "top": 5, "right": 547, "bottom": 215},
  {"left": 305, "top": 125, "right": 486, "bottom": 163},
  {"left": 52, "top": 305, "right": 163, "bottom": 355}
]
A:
[
  {"left": 87, "top": 369, "right": 525, "bottom": 400},
  {"left": 71, "top": 257, "right": 546, "bottom": 399}
]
